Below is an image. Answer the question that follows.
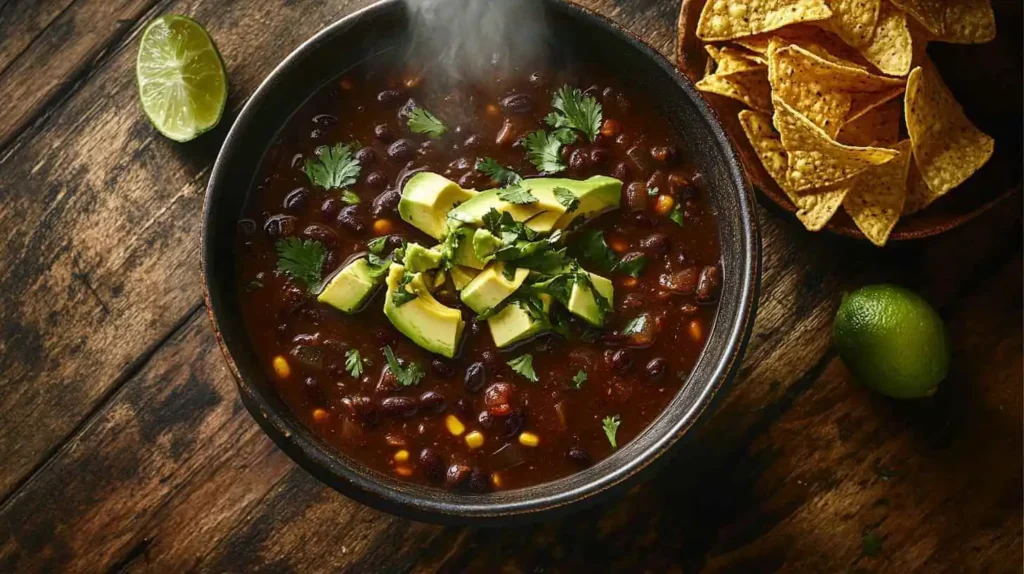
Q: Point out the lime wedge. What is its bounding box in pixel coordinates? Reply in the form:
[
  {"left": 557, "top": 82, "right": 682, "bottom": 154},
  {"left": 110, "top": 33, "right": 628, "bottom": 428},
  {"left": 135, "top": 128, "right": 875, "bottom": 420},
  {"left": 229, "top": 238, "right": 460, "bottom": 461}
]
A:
[{"left": 136, "top": 15, "right": 227, "bottom": 142}]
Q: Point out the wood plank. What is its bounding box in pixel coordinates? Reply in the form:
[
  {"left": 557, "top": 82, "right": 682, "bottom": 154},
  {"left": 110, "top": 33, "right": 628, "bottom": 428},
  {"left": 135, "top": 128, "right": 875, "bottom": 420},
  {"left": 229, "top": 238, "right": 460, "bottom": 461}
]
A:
[
  {"left": 0, "top": 0, "right": 375, "bottom": 501},
  {"left": 0, "top": 0, "right": 75, "bottom": 75}
]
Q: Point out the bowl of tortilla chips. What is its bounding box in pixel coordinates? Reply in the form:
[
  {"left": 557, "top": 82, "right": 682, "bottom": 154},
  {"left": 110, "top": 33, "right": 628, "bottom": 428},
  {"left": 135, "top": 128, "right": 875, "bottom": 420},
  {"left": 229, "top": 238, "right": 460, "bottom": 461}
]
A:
[{"left": 677, "top": 0, "right": 1021, "bottom": 245}]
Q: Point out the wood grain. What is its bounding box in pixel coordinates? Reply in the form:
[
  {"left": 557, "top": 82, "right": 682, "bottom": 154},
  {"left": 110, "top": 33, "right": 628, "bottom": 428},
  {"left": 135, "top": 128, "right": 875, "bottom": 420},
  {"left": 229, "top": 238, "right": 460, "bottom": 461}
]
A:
[
  {"left": 0, "top": 0, "right": 1019, "bottom": 572},
  {"left": 0, "top": 0, "right": 75, "bottom": 75}
]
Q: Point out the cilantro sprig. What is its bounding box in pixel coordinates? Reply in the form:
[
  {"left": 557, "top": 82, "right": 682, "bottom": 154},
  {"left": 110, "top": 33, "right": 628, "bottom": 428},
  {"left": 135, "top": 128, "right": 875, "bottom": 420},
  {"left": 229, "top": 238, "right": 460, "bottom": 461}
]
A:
[
  {"left": 668, "top": 204, "right": 686, "bottom": 227},
  {"left": 304, "top": 143, "right": 361, "bottom": 200},
  {"left": 523, "top": 129, "right": 575, "bottom": 174},
  {"left": 621, "top": 314, "right": 649, "bottom": 336},
  {"left": 573, "top": 230, "right": 648, "bottom": 278},
  {"left": 602, "top": 415, "right": 621, "bottom": 449},
  {"left": 570, "top": 370, "right": 587, "bottom": 389},
  {"left": 476, "top": 157, "right": 522, "bottom": 186},
  {"left": 545, "top": 85, "right": 603, "bottom": 142},
  {"left": 408, "top": 107, "right": 447, "bottom": 139},
  {"left": 507, "top": 353, "right": 538, "bottom": 383},
  {"left": 275, "top": 237, "right": 325, "bottom": 294},
  {"left": 497, "top": 184, "right": 537, "bottom": 205},
  {"left": 383, "top": 345, "right": 425, "bottom": 387},
  {"left": 345, "top": 349, "right": 365, "bottom": 378},
  {"left": 553, "top": 187, "right": 579, "bottom": 213},
  {"left": 391, "top": 270, "right": 418, "bottom": 306}
]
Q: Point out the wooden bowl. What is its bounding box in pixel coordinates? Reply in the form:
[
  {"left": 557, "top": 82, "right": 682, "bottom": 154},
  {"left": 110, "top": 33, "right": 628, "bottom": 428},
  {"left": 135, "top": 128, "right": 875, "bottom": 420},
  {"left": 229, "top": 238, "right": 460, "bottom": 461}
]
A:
[{"left": 677, "top": 0, "right": 1022, "bottom": 241}]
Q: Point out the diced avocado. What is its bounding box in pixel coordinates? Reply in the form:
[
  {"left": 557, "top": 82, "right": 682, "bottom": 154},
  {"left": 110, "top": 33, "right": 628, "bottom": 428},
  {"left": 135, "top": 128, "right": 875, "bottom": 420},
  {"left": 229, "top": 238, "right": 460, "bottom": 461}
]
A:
[
  {"left": 402, "top": 242, "right": 443, "bottom": 272},
  {"left": 551, "top": 175, "right": 622, "bottom": 229},
  {"left": 449, "top": 227, "right": 487, "bottom": 270},
  {"left": 449, "top": 265, "right": 479, "bottom": 291},
  {"left": 460, "top": 262, "right": 530, "bottom": 314},
  {"left": 383, "top": 264, "right": 465, "bottom": 358},
  {"left": 487, "top": 295, "right": 552, "bottom": 348},
  {"left": 399, "top": 172, "right": 477, "bottom": 240},
  {"left": 447, "top": 179, "right": 567, "bottom": 233},
  {"left": 317, "top": 257, "right": 382, "bottom": 313},
  {"left": 472, "top": 228, "right": 502, "bottom": 262},
  {"left": 567, "top": 272, "right": 614, "bottom": 326}
]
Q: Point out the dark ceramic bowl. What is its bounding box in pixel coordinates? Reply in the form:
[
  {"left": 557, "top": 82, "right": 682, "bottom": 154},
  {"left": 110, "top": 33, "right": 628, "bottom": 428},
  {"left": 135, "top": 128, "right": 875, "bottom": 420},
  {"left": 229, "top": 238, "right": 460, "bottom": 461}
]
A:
[{"left": 202, "top": 0, "right": 760, "bottom": 524}]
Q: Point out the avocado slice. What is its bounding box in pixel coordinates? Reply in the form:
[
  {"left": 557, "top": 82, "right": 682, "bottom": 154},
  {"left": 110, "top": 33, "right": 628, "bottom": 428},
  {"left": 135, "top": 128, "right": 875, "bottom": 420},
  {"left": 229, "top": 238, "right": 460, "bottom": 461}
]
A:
[
  {"left": 399, "top": 172, "right": 477, "bottom": 240},
  {"left": 317, "top": 257, "right": 383, "bottom": 313},
  {"left": 402, "top": 242, "right": 443, "bottom": 272},
  {"left": 383, "top": 264, "right": 465, "bottom": 358},
  {"left": 449, "top": 265, "right": 479, "bottom": 291},
  {"left": 487, "top": 295, "right": 552, "bottom": 348},
  {"left": 445, "top": 227, "right": 487, "bottom": 270},
  {"left": 567, "top": 271, "right": 614, "bottom": 326},
  {"left": 472, "top": 228, "right": 502, "bottom": 262},
  {"left": 552, "top": 175, "right": 622, "bottom": 229},
  {"left": 460, "top": 262, "right": 530, "bottom": 314}
]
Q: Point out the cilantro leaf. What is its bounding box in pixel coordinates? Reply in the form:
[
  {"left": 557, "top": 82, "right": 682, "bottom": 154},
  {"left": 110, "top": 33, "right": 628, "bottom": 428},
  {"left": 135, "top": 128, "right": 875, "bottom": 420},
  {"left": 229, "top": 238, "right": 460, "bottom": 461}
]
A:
[
  {"left": 648, "top": 186, "right": 660, "bottom": 197},
  {"left": 391, "top": 271, "right": 418, "bottom": 306},
  {"left": 668, "top": 205, "right": 685, "bottom": 227},
  {"left": 507, "top": 354, "right": 538, "bottom": 383},
  {"left": 602, "top": 415, "right": 621, "bottom": 449},
  {"left": 345, "top": 349, "right": 365, "bottom": 378},
  {"left": 497, "top": 184, "right": 537, "bottom": 205},
  {"left": 407, "top": 107, "right": 447, "bottom": 139},
  {"left": 524, "top": 130, "right": 567, "bottom": 174},
  {"left": 340, "top": 190, "right": 360, "bottom": 205},
  {"left": 383, "top": 345, "right": 425, "bottom": 387},
  {"left": 275, "top": 237, "right": 325, "bottom": 294},
  {"left": 553, "top": 186, "right": 580, "bottom": 213},
  {"left": 621, "top": 314, "right": 649, "bottom": 336},
  {"left": 546, "top": 85, "right": 602, "bottom": 142},
  {"left": 476, "top": 157, "right": 522, "bottom": 186},
  {"left": 574, "top": 229, "right": 619, "bottom": 274},
  {"left": 367, "top": 236, "right": 388, "bottom": 255},
  {"left": 570, "top": 370, "right": 587, "bottom": 389},
  {"left": 616, "top": 254, "right": 648, "bottom": 278},
  {"left": 304, "top": 143, "right": 361, "bottom": 191}
]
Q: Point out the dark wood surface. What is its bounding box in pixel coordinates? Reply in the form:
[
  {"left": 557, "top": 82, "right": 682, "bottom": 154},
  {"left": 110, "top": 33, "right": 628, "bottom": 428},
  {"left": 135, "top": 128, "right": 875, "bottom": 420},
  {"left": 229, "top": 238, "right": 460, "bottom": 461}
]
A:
[{"left": 0, "top": 0, "right": 1019, "bottom": 571}]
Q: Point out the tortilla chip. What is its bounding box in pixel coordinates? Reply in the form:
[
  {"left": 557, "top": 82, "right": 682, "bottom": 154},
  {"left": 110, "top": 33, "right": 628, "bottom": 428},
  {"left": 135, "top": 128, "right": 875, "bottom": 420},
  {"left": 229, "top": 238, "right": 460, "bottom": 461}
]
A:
[
  {"left": 858, "top": 1, "right": 914, "bottom": 76},
  {"left": 847, "top": 85, "right": 905, "bottom": 121},
  {"left": 697, "top": 0, "right": 833, "bottom": 41},
  {"left": 937, "top": 0, "right": 996, "bottom": 44},
  {"left": 824, "top": 0, "right": 882, "bottom": 47},
  {"left": 739, "top": 110, "right": 848, "bottom": 230},
  {"left": 842, "top": 140, "right": 912, "bottom": 245},
  {"left": 890, "top": 0, "right": 944, "bottom": 36},
  {"left": 735, "top": 36, "right": 772, "bottom": 54},
  {"left": 838, "top": 97, "right": 901, "bottom": 146},
  {"left": 697, "top": 67, "right": 773, "bottom": 112},
  {"left": 773, "top": 97, "right": 898, "bottom": 192},
  {"left": 706, "top": 45, "right": 766, "bottom": 73},
  {"left": 902, "top": 158, "right": 933, "bottom": 214},
  {"left": 904, "top": 61, "right": 994, "bottom": 200}
]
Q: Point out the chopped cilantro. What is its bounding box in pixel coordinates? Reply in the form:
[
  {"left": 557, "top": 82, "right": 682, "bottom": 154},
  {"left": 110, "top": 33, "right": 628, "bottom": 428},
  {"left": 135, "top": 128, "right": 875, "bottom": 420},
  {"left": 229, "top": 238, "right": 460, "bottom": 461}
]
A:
[
  {"left": 391, "top": 271, "right": 418, "bottom": 306},
  {"left": 275, "top": 237, "right": 325, "bottom": 294},
  {"left": 345, "top": 349, "right": 365, "bottom": 378},
  {"left": 570, "top": 370, "right": 587, "bottom": 389},
  {"left": 647, "top": 186, "right": 660, "bottom": 197},
  {"left": 367, "top": 236, "right": 388, "bottom": 255},
  {"left": 507, "top": 353, "right": 538, "bottom": 383},
  {"left": 476, "top": 157, "right": 522, "bottom": 186},
  {"left": 668, "top": 204, "right": 686, "bottom": 227},
  {"left": 524, "top": 130, "right": 568, "bottom": 174},
  {"left": 602, "top": 415, "right": 621, "bottom": 449},
  {"left": 545, "top": 85, "right": 602, "bottom": 142},
  {"left": 553, "top": 186, "right": 580, "bottom": 213},
  {"left": 407, "top": 107, "right": 447, "bottom": 139},
  {"left": 340, "top": 190, "right": 360, "bottom": 205},
  {"left": 616, "top": 254, "right": 649, "bottom": 278},
  {"left": 574, "top": 229, "right": 619, "bottom": 274},
  {"left": 304, "top": 143, "right": 361, "bottom": 192},
  {"left": 497, "top": 184, "right": 537, "bottom": 205},
  {"left": 621, "top": 314, "right": 649, "bottom": 336},
  {"left": 383, "top": 345, "right": 425, "bottom": 387}
]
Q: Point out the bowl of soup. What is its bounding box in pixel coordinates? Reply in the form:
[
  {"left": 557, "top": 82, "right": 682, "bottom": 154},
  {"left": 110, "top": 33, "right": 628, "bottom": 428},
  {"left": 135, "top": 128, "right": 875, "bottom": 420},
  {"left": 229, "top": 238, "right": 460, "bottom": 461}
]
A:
[{"left": 202, "top": 0, "right": 760, "bottom": 524}]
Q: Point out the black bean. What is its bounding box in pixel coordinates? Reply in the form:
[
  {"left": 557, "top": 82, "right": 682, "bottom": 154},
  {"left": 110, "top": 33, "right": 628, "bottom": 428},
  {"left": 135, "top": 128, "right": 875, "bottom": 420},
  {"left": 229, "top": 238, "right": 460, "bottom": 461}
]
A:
[
  {"left": 264, "top": 214, "right": 298, "bottom": 238},
  {"left": 310, "top": 129, "right": 324, "bottom": 141},
  {"left": 387, "top": 139, "right": 416, "bottom": 162},
  {"left": 302, "top": 223, "right": 338, "bottom": 246},
  {"left": 477, "top": 410, "right": 494, "bottom": 429},
  {"left": 646, "top": 358, "right": 667, "bottom": 380},
  {"left": 342, "top": 396, "right": 379, "bottom": 425},
  {"left": 640, "top": 233, "right": 670, "bottom": 256},
  {"left": 611, "top": 161, "right": 630, "bottom": 181},
  {"left": 566, "top": 446, "right": 593, "bottom": 467},
  {"left": 651, "top": 146, "right": 677, "bottom": 164},
  {"left": 374, "top": 123, "right": 395, "bottom": 142},
  {"left": 446, "top": 464, "right": 472, "bottom": 489},
  {"left": 627, "top": 146, "right": 652, "bottom": 176},
  {"left": 355, "top": 147, "right": 377, "bottom": 165},
  {"left": 624, "top": 182, "right": 648, "bottom": 212},
  {"left": 463, "top": 362, "right": 487, "bottom": 392},
  {"left": 321, "top": 198, "right": 341, "bottom": 219},
  {"left": 365, "top": 170, "right": 387, "bottom": 188},
  {"left": 380, "top": 396, "right": 418, "bottom": 418},
  {"left": 418, "top": 391, "right": 446, "bottom": 413},
  {"left": 371, "top": 188, "right": 401, "bottom": 218},
  {"left": 696, "top": 265, "right": 721, "bottom": 303},
  {"left": 614, "top": 133, "right": 632, "bottom": 148},
  {"left": 589, "top": 147, "right": 610, "bottom": 166},
  {"left": 449, "top": 157, "right": 473, "bottom": 172},
  {"left": 418, "top": 140, "right": 440, "bottom": 159},
  {"left": 377, "top": 89, "right": 403, "bottom": 104},
  {"left": 500, "top": 93, "right": 534, "bottom": 115},
  {"left": 384, "top": 234, "right": 406, "bottom": 251},
  {"left": 419, "top": 449, "right": 445, "bottom": 482},
  {"left": 336, "top": 205, "right": 366, "bottom": 235},
  {"left": 468, "top": 468, "right": 492, "bottom": 492},
  {"left": 462, "top": 134, "right": 483, "bottom": 149},
  {"left": 376, "top": 369, "right": 399, "bottom": 393},
  {"left": 610, "top": 349, "right": 634, "bottom": 375},
  {"left": 569, "top": 148, "right": 590, "bottom": 172},
  {"left": 646, "top": 170, "right": 667, "bottom": 192},
  {"left": 503, "top": 408, "right": 526, "bottom": 438},
  {"left": 454, "top": 398, "right": 472, "bottom": 416},
  {"left": 283, "top": 187, "right": 311, "bottom": 212},
  {"left": 431, "top": 358, "right": 456, "bottom": 377},
  {"left": 632, "top": 212, "right": 656, "bottom": 228},
  {"left": 529, "top": 71, "right": 546, "bottom": 87},
  {"left": 667, "top": 173, "right": 693, "bottom": 197}
]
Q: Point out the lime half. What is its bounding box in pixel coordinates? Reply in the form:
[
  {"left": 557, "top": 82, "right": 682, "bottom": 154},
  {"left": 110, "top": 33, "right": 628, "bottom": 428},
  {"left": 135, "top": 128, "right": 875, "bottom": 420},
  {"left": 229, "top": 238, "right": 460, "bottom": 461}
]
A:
[{"left": 136, "top": 15, "right": 227, "bottom": 142}]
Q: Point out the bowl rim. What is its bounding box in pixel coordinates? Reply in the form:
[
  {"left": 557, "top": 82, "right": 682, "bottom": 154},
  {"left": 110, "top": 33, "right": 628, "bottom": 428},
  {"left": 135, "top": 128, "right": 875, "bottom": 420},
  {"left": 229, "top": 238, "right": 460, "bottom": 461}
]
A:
[{"left": 201, "top": 0, "right": 761, "bottom": 524}]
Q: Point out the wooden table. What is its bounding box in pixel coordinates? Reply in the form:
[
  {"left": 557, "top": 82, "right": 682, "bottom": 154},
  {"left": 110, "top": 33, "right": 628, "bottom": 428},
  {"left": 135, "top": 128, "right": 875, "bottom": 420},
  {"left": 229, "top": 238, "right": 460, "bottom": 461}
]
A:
[{"left": 0, "top": 0, "right": 1020, "bottom": 571}]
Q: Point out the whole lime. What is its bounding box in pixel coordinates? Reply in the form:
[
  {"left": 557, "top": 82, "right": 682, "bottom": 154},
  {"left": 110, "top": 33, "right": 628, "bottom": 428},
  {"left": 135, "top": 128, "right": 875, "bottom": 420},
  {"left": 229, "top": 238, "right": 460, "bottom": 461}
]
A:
[{"left": 834, "top": 285, "right": 949, "bottom": 399}]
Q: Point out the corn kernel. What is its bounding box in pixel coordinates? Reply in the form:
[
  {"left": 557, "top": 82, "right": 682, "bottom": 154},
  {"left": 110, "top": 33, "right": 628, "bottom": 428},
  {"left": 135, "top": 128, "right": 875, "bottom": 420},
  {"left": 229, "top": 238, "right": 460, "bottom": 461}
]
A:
[
  {"left": 518, "top": 432, "right": 540, "bottom": 447},
  {"left": 311, "top": 408, "right": 330, "bottom": 423},
  {"left": 688, "top": 319, "right": 704, "bottom": 343},
  {"left": 395, "top": 466, "right": 413, "bottom": 477},
  {"left": 491, "top": 472, "right": 503, "bottom": 489},
  {"left": 373, "top": 219, "right": 393, "bottom": 235},
  {"left": 600, "top": 119, "right": 620, "bottom": 137},
  {"left": 445, "top": 415, "right": 465, "bottom": 436},
  {"left": 464, "top": 431, "right": 485, "bottom": 449},
  {"left": 393, "top": 449, "right": 410, "bottom": 463},
  {"left": 272, "top": 356, "right": 291, "bottom": 380},
  {"left": 609, "top": 237, "right": 629, "bottom": 253},
  {"left": 654, "top": 194, "right": 676, "bottom": 215},
  {"left": 622, "top": 277, "right": 638, "bottom": 288}
]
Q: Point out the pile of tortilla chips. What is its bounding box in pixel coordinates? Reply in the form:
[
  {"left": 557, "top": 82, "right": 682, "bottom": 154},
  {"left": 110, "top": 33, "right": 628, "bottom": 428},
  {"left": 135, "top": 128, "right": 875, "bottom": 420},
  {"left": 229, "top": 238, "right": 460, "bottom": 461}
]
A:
[{"left": 692, "top": 0, "right": 996, "bottom": 245}]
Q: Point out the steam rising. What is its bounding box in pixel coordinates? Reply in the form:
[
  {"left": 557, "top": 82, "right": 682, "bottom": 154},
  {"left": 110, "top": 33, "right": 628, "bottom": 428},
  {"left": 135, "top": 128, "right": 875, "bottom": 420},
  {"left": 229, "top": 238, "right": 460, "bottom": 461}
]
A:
[{"left": 404, "top": 0, "right": 549, "bottom": 83}]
